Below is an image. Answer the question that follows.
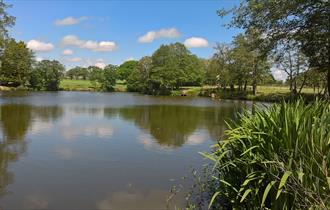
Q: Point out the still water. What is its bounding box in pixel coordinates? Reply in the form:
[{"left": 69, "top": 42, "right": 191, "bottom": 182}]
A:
[{"left": 0, "top": 92, "right": 249, "bottom": 209}]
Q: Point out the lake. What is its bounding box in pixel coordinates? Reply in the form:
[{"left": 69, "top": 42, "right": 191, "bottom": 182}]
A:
[{"left": 0, "top": 92, "right": 249, "bottom": 209}]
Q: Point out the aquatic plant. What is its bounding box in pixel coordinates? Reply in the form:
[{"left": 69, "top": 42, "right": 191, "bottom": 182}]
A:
[{"left": 201, "top": 100, "right": 330, "bottom": 209}]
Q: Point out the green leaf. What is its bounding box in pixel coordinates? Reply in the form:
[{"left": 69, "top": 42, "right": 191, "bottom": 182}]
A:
[
  {"left": 261, "top": 181, "right": 276, "bottom": 208},
  {"left": 327, "top": 177, "right": 330, "bottom": 190},
  {"left": 297, "top": 171, "right": 304, "bottom": 183},
  {"left": 276, "top": 171, "right": 292, "bottom": 199},
  {"left": 240, "top": 189, "right": 252, "bottom": 202},
  {"left": 208, "top": 191, "right": 220, "bottom": 209}
]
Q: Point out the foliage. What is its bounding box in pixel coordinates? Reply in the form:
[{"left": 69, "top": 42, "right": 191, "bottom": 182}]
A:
[
  {"left": 219, "top": 0, "right": 330, "bottom": 95},
  {"left": 126, "top": 43, "right": 204, "bottom": 95},
  {"left": 0, "top": 0, "right": 15, "bottom": 40},
  {"left": 89, "top": 65, "right": 117, "bottom": 91},
  {"left": 126, "top": 56, "right": 152, "bottom": 92},
  {"left": 0, "top": 39, "right": 34, "bottom": 87},
  {"left": 117, "top": 60, "right": 138, "bottom": 81},
  {"left": 199, "top": 100, "right": 330, "bottom": 209},
  {"left": 66, "top": 67, "right": 89, "bottom": 80},
  {"left": 29, "top": 60, "right": 65, "bottom": 90}
]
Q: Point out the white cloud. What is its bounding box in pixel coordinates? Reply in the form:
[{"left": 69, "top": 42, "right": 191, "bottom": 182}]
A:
[
  {"left": 36, "top": 57, "right": 43, "bottom": 62},
  {"left": 62, "top": 49, "right": 73, "bottom": 55},
  {"left": 54, "top": 16, "right": 88, "bottom": 26},
  {"left": 138, "top": 28, "right": 180, "bottom": 43},
  {"left": 94, "top": 58, "right": 107, "bottom": 69},
  {"left": 184, "top": 37, "right": 209, "bottom": 48},
  {"left": 272, "top": 68, "right": 287, "bottom": 81},
  {"left": 65, "top": 57, "right": 83, "bottom": 62},
  {"left": 61, "top": 35, "right": 117, "bottom": 52},
  {"left": 27, "top": 40, "right": 54, "bottom": 52}
]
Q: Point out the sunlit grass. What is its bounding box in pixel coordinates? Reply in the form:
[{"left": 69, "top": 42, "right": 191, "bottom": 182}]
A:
[{"left": 60, "top": 79, "right": 127, "bottom": 91}]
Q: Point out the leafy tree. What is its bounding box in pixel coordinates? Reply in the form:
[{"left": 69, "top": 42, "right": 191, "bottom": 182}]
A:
[
  {"left": 66, "top": 67, "right": 89, "bottom": 80},
  {"left": 273, "top": 41, "right": 309, "bottom": 94},
  {"left": 30, "top": 60, "right": 65, "bottom": 90},
  {"left": 117, "top": 60, "right": 138, "bottom": 81},
  {"left": 219, "top": 0, "right": 330, "bottom": 95},
  {"left": 89, "top": 65, "right": 117, "bottom": 91},
  {"left": 207, "top": 43, "right": 232, "bottom": 89},
  {"left": 0, "top": 0, "right": 15, "bottom": 40},
  {"left": 127, "top": 56, "right": 152, "bottom": 92},
  {"left": 0, "top": 39, "right": 34, "bottom": 87},
  {"left": 146, "top": 42, "right": 204, "bottom": 95},
  {"left": 102, "top": 64, "right": 117, "bottom": 91},
  {"left": 88, "top": 66, "right": 103, "bottom": 89}
]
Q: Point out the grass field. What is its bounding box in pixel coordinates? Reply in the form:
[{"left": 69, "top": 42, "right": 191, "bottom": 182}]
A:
[{"left": 60, "top": 79, "right": 127, "bottom": 91}]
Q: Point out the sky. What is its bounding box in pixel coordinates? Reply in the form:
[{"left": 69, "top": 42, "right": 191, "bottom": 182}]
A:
[{"left": 7, "top": 0, "right": 242, "bottom": 69}]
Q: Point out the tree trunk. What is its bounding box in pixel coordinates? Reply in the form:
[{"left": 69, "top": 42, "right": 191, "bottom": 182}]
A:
[
  {"left": 252, "top": 81, "right": 257, "bottom": 95},
  {"left": 244, "top": 81, "right": 247, "bottom": 91},
  {"left": 230, "top": 84, "right": 234, "bottom": 92},
  {"left": 327, "top": 69, "right": 330, "bottom": 98}
]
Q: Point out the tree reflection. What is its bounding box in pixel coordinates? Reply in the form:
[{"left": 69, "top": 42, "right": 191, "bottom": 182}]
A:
[
  {"left": 104, "top": 105, "right": 240, "bottom": 147},
  {"left": 0, "top": 104, "right": 63, "bottom": 197}
]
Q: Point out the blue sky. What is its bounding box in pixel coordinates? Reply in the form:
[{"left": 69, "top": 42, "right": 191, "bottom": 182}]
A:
[{"left": 7, "top": 0, "right": 241, "bottom": 69}]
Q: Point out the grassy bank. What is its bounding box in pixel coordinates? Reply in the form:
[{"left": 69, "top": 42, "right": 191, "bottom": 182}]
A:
[
  {"left": 2, "top": 79, "right": 320, "bottom": 103},
  {"left": 199, "top": 85, "right": 318, "bottom": 102},
  {"left": 59, "top": 79, "right": 127, "bottom": 92},
  {"left": 191, "top": 100, "right": 330, "bottom": 209}
]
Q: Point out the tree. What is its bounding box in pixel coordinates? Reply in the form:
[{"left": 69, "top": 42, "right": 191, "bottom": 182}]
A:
[
  {"left": 273, "top": 41, "right": 309, "bottom": 94},
  {"left": 66, "top": 67, "right": 89, "bottom": 80},
  {"left": 102, "top": 64, "right": 117, "bottom": 91},
  {"left": 127, "top": 56, "right": 152, "bottom": 92},
  {"left": 89, "top": 65, "right": 117, "bottom": 91},
  {"left": 0, "top": 0, "right": 15, "bottom": 40},
  {"left": 207, "top": 43, "right": 232, "bottom": 89},
  {"left": 30, "top": 60, "right": 65, "bottom": 90},
  {"left": 0, "top": 39, "right": 34, "bottom": 87},
  {"left": 117, "top": 60, "right": 138, "bottom": 81},
  {"left": 219, "top": 0, "right": 330, "bottom": 96},
  {"left": 146, "top": 42, "right": 204, "bottom": 95}
]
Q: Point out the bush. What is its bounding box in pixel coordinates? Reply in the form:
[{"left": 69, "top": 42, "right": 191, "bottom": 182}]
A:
[{"left": 199, "top": 100, "right": 330, "bottom": 209}]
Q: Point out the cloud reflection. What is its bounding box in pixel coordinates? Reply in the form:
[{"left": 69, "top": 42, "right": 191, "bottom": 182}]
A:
[
  {"left": 61, "top": 123, "right": 114, "bottom": 140},
  {"left": 186, "top": 132, "right": 208, "bottom": 145},
  {"left": 137, "top": 132, "right": 173, "bottom": 152}
]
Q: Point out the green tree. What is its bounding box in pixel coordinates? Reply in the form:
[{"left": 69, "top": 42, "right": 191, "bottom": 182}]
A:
[
  {"left": 219, "top": 0, "right": 330, "bottom": 96},
  {"left": 0, "top": 39, "right": 34, "bottom": 87},
  {"left": 147, "top": 42, "right": 203, "bottom": 95},
  {"left": 102, "top": 64, "right": 117, "bottom": 91},
  {"left": 89, "top": 65, "right": 117, "bottom": 91},
  {"left": 117, "top": 60, "right": 138, "bottom": 81},
  {"left": 127, "top": 56, "right": 152, "bottom": 92},
  {"left": 0, "top": 0, "right": 15, "bottom": 40},
  {"left": 30, "top": 60, "right": 65, "bottom": 90}
]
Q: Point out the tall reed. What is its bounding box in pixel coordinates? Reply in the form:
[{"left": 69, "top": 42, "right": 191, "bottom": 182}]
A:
[{"left": 202, "top": 100, "right": 330, "bottom": 209}]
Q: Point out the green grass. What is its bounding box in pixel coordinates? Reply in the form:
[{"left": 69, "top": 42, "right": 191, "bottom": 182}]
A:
[
  {"left": 196, "top": 100, "right": 330, "bottom": 209},
  {"left": 60, "top": 79, "right": 94, "bottom": 91},
  {"left": 199, "top": 85, "right": 318, "bottom": 102},
  {"left": 60, "top": 79, "right": 127, "bottom": 91}
]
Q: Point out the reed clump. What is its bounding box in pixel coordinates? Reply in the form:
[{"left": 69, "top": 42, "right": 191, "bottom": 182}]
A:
[{"left": 202, "top": 100, "right": 330, "bottom": 209}]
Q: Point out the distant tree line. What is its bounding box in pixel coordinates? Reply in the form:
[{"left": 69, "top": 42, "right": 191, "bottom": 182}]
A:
[{"left": 0, "top": 0, "right": 328, "bottom": 96}]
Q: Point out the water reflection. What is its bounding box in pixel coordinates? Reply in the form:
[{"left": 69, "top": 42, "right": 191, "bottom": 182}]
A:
[
  {"left": 104, "top": 105, "right": 239, "bottom": 148},
  {"left": 0, "top": 92, "right": 247, "bottom": 209},
  {"left": 0, "top": 104, "right": 63, "bottom": 199}
]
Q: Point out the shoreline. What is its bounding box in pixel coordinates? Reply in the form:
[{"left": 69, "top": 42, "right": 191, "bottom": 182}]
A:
[{"left": 1, "top": 84, "right": 319, "bottom": 103}]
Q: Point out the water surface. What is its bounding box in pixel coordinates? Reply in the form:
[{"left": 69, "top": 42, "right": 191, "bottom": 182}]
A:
[{"left": 0, "top": 92, "right": 248, "bottom": 209}]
